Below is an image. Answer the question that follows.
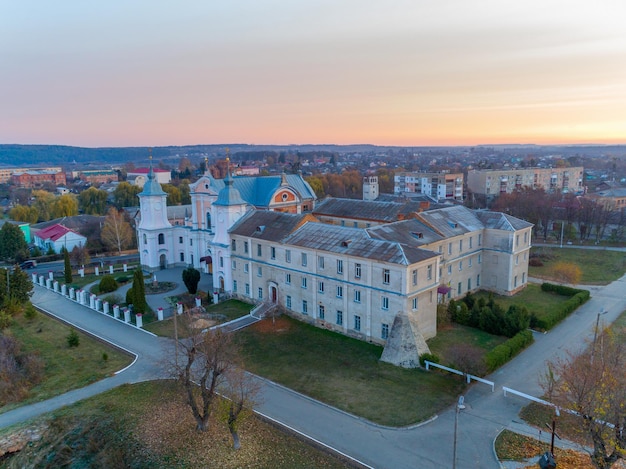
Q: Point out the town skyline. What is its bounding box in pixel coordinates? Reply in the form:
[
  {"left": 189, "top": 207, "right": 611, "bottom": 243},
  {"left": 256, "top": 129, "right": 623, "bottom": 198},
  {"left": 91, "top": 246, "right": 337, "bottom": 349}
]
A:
[{"left": 3, "top": 1, "right": 626, "bottom": 148}]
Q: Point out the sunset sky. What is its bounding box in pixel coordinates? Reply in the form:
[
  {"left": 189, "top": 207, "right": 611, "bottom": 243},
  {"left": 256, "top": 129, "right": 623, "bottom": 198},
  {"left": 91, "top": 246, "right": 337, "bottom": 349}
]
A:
[{"left": 2, "top": 1, "right": 626, "bottom": 147}]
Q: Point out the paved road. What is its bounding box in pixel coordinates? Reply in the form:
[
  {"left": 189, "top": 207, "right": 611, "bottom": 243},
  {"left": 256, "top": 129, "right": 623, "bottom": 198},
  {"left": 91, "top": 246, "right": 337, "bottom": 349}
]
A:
[{"left": 2, "top": 271, "right": 625, "bottom": 468}]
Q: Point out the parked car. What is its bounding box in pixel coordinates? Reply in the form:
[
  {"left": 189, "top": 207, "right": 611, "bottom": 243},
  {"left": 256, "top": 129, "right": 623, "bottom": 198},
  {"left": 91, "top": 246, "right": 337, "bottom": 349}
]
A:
[{"left": 19, "top": 260, "right": 37, "bottom": 269}]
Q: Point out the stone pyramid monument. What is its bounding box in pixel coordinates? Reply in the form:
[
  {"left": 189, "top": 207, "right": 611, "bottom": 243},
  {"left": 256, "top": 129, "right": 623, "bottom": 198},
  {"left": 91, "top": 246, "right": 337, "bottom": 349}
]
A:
[{"left": 380, "top": 312, "right": 431, "bottom": 368}]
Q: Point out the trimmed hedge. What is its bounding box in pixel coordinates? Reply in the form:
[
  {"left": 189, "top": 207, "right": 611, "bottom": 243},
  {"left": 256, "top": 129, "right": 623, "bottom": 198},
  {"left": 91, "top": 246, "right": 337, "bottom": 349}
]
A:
[
  {"left": 98, "top": 275, "right": 118, "bottom": 294},
  {"left": 531, "top": 283, "right": 591, "bottom": 330},
  {"left": 484, "top": 330, "right": 534, "bottom": 372}
]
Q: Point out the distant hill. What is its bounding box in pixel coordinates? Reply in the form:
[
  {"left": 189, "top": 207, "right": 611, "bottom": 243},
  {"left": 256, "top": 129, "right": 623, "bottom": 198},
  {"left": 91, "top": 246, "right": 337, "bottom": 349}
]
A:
[{"left": 1, "top": 143, "right": 624, "bottom": 168}]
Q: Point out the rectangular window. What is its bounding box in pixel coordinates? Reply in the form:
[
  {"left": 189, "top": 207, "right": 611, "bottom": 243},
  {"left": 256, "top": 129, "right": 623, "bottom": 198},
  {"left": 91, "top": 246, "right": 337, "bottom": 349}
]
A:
[
  {"left": 302, "top": 300, "right": 308, "bottom": 314},
  {"left": 459, "top": 239, "right": 463, "bottom": 252},
  {"left": 412, "top": 297, "right": 418, "bottom": 310},
  {"left": 427, "top": 265, "right": 432, "bottom": 280},
  {"left": 302, "top": 277, "right": 307, "bottom": 289},
  {"left": 258, "top": 287, "right": 263, "bottom": 300},
  {"left": 468, "top": 257, "right": 472, "bottom": 267},
  {"left": 301, "top": 253, "right": 307, "bottom": 266},
  {"left": 219, "top": 257, "right": 224, "bottom": 268},
  {"left": 318, "top": 281, "right": 324, "bottom": 293},
  {"left": 257, "top": 244, "right": 262, "bottom": 257},
  {"left": 336, "top": 310, "right": 343, "bottom": 326},
  {"left": 522, "top": 272, "right": 526, "bottom": 283},
  {"left": 286, "top": 295, "right": 292, "bottom": 309},
  {"left": 285, "top": 249, "right": 291, "bottom": 263},
  {"left": 516, "top": 234, "right": 519, "bottom": 247},
  {"left": 412, "top": 269, "right": 418, "bottom": 286},
  {"left": 336, "top": 286, "right": 343, "bottom": 298},
  {"left": 381, "top": 323, "right": 389, "bottom": 340},
  {"left": 257, "top": 266, "right": 262, "bottom": 277},
  {"left": 233, "top": 280, "right": 237, "bottom": 292},
  {"left": 383, "top": 268, "right": 390, "bottom": 284},
  {"left": 245, "top": 283, "right": 250, "bottom": 295},
  {"left": 459, "top": 260, "right": 463, "bottom": 271},
  {"left": 355, "top": 263, "right": 362, "bottom": 279},
  {"left": 478, "top": 254, "right": 482, "bottom": 264},
  {"left": 524, "top": 231, "right": 528, "bottom": 244},
  {"left": 448, "top": 264, "right": 452, "bottom": 275},
  {"left": 190, "top": 238, "right": 193, "bottom": 246},
  {"left": 478, "top": 234, "right": 482, "bottom": 246},
  {"left": 514, "top": 275, "right": 518, "bottom": 287},
  {"left": 244, "top": 263, "right": 249, "bottom": 273},
  {"left": 457, "top": 282, "right": 462, "bottom": 295},
  {"left": 438, "top": 245, "right": 443, "bottom": 254},
  {"left": 232, "top": 260, "right": 236, "bottom": 270},
  {"left": 516, "top": 255, "right": 519, "bottom": 265},
  {"left": 179, "top": 236, "right": 183, "bottom": 244},
  {"left": 477, "top": 274, "right": 481, "bottom": 287},
  {"left": 244, "top": 241, "right": 249, "bottom": 254},
  {"left": 318, "top": 256, "right": 324, "bottom": 269},
  {"left": 318, "top": 304, "right": 325, "bottom": 319},
  {"left": 337, "top": 259, "right": 343, "bottom": 274},
  {"left": 448, "top": 242, "right": 452, "bottom": 255},
  {"left": 354, "top": 290, "right": 361, "bottom": 303},
  {"left": 180, "top": 252, "right": 184, "bottom": 262},
  {"left": 382, "top": 296, "right": 389, "bottom": 310},
  {"left": 271, "top": 246, "right": 276, "bottom": 260},
  {"left": 285, "top": 273, "right": 291, "bottom": 285},
  {"left": 468, "top": 278, "right": 472, "bottom": 290},
  {"left": 231, "top": 239, "right": 236, "bottom": 251},
  {"left": 354, "top": 315, "right": 361, "bottom": 331},
  {"left": 469, "top": 237, "right": 473, "bottom": 249}
]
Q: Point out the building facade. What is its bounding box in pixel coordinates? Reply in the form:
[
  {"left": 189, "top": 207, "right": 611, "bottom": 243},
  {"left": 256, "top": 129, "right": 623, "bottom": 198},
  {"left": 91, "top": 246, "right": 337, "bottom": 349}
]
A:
[
  {"left": 139, "top": 163, "right": 532, "bottom": 355},
  {"left": 10, "top": 170, "right": 67, "bottom": 188},
  {"left": 467, "top": 167, "right": 584, "bottom": 202},
  {"left": 394, "top": 171, "right": 464, "bottom": 201}
]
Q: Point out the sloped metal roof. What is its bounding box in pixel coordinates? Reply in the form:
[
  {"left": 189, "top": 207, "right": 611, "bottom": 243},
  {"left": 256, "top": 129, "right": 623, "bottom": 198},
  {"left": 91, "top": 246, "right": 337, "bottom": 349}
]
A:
[
  {"left": 416, "top": 205, "right": 484, "bottom": 237},
  {"left": 209, "top": 173, "right": 316, "bottom": 208},
  {"left": 284, "top": 222, "right": 437, "bottom": 265},
  {"left": 228, "top": 210, "right": 312, "bottom": 242},
  {"left": 367, "top": 218, "right": 444, "bottom": 247},
  {"left": 474, "top": 210, "right": 533, "bottom": 231},
  {"left": 313, "top": 197, "right": 428, "bottom": 222}
]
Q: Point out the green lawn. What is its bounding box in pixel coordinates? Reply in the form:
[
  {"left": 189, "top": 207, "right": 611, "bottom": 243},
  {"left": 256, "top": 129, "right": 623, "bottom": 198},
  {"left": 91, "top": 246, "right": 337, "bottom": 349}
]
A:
[
  {"left": 474, "top": 283, "right": 572, "bottom": 324},
  {"left": 1, "top": 310, "right": 132, "bottom": 414},
  {"left": 428, "top": 323, "right": 507, "bottom": 366},
  {"left": 1, "top": 381, "right": 347, "bottom": 469},
  {"left": 529, "top": 247, "right": 626, "bottom": 284},
  {"left": 235, "top": 315, "right": 466, "bottom": 426}
]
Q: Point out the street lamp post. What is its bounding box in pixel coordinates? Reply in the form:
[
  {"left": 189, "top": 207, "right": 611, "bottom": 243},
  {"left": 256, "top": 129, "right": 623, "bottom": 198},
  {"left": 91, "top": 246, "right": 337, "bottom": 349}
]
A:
[
  {"left": 452, "top": 396, "right": 465, "bottom": 469},
  {"left": 592, "top": 309, "right": 608, "bottom": 360}
]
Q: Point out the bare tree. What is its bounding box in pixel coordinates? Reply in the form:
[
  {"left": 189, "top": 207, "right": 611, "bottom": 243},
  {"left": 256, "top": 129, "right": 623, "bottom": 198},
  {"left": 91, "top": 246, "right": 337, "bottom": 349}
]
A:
[
  {"left": 101, "top": 208, "right": 134, "bottom": 255},
  {"left": 173, "top": 314, "right": 239, "bottom": 432},
  {"left": 219, "top": 368, "right": 261, "bottom": 450},
  {"left": 541, "top": 330, "right": 625, "bottom": 469}
]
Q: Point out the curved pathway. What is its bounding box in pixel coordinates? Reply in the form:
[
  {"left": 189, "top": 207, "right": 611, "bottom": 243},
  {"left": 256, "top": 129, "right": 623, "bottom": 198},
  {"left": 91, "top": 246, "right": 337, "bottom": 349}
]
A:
[{"left": 2, "top": 270, "right": 626, "bottom": 468}]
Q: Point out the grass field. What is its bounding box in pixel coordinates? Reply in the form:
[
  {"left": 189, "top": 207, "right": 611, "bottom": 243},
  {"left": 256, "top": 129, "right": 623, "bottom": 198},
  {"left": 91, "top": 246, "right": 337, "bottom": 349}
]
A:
[
  {"left": 1, "top": 310, "right": 132, "bottom": 414},
  {"left": 235, "top": 315, "right": 466, "bottom": 426},
  {"left": 529, "top": 247, "right": 626, "bottom": 284},
  {"left": 428, "top": 323, "right": 508, "bottom": 366},
  {"left": 1, "top": 381, "right": 348, "bottom": 469},
  {"left": 474, "top": 283, "right": 572, "bottom": 325}
]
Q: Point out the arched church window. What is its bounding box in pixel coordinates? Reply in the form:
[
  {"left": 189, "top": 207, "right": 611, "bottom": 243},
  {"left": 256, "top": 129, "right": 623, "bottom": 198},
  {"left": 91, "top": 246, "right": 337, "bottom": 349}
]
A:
[
  {"left": 207, "top": 212, "right": 211, "bottom": 230},
  {"left": 158, "top": 233, "right": 165, "bottom": 245},
  {"left": 143, "top": 234, "right": 147, "bottom": 245}
]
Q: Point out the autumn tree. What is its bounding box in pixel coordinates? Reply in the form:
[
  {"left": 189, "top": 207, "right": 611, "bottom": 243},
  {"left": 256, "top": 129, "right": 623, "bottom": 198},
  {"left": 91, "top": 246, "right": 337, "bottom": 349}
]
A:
[
  {"left": 542, "top": 330, "right": 625, "bottom": 469},
  {"left": 101, "top": 208, "right": 134, "bottom": 254},
  {"left": 78, "top": 187, "right": 108, "bottom": 215},
  {"left": 113, "top": 182, "right": 141, "bottom": 208},
  {"left": 31, "top": 190, "right": 55, "bottom": 221},
  {"left": 51, "top": 194, "right": 79, "bottom": 218},
  {"left": 70, "top": 245, "right": 90, "bottom": 269},
  {"left": 8, "top": 205, "right": 38, "bottom": 223},
  {"left": 552, "top": 261, "right": 582, "bottom": 285},
  {"left": 162, "top": 184, "right": 181, "bottom": 205}
]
